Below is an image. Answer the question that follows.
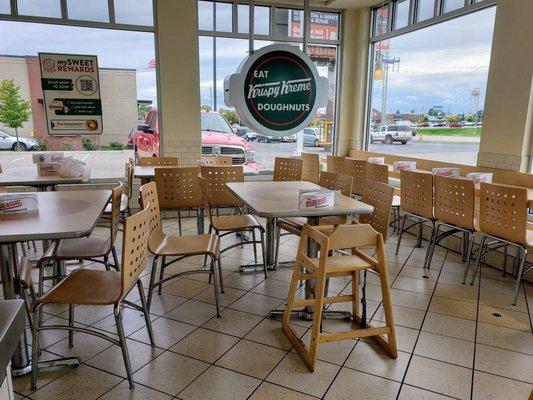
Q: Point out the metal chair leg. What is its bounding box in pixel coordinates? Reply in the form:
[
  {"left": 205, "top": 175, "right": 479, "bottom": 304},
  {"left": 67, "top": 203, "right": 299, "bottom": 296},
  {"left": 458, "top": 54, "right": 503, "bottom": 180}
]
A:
[
  {"left": 217, "top": 258, "right": 225, "bottom": 293},
  {"left": 146, "top": 255, "right": 159, "bottom": 312},
  {"left": 114, "top": 304, "right": 135, "bottom": 389},
  {"left": 210, "top": 258, "right": 221, "bottom": 317},
  {"left": 252, "top": 229, "right": 258, "bottom": 263},
  {"left": 104, "top": 254, "right": 110, "bottom": 271},
  {"left": 470, "top": 235, "right": 488, "bottom": 285},
  {"left": 462, "top": 233, "right": 475, "bottom": 284},
  {"left": 111, "top": 247, "right": 120, "bottom": 271},
  {"left": 423, "top": 223, "right": 438, "bottom": 270},
  {"left": 68, "top": 305, "right": 74, "bottom": 348},
  {"left": 158, "top": 256, "right": 165, "bottom": 295},
  {"left": 177, "top": 211, "right": 182, "bottom": 236},
  {"left": 512, "top": 247, "right": 527, "bottom": 306},
  {"left": 274, "top": 225, "right": 281, "bottom": 270},
  {"left": 259, "top": 230, "right": 268, "bottom": 279},
  {"left": 416, "top": 218, "right": 424, "bottom": 248},
  {"left": 502, "top": 245, "right": 509, "bottom": 277},
  {"left": 395, "top": 215, "right": 408, "bottom": 255},
  {"left": 137, "top": 280, "right": 155, "bottom": 346}
]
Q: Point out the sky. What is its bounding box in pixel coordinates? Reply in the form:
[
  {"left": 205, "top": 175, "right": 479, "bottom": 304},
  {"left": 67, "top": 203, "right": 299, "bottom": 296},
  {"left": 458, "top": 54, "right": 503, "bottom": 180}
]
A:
[{"left": 0, "top": 4, "right": 496, "bottom": 115}]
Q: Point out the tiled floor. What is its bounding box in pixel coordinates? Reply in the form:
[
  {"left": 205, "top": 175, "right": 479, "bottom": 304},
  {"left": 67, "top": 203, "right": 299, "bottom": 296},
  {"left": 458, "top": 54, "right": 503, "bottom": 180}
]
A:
[{"left": 3, "top": 217, "right": 533, "bottom": 400}]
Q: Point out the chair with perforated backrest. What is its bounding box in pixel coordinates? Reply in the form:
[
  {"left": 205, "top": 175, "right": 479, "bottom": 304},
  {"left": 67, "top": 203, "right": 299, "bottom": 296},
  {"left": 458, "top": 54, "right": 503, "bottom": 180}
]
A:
[
  {"left": 426, "top": 175, "right": 477, "bottom": 282},
  {"left": 344, "top": 158, "right": 367, "bottom": 196},
  {"left": 358, "top": 179, "right": 394, "bottom": 240},
  {"left": 273, "top": 157, "right": 303, "bottom": 181},
  {"left": 395, "top": 170, "right": 435, "bottom": 265},
  {"left": 199, "top": 175, "right": 268, "bottom": 278},
  {"left": 470, "top": 183, "right": 532, "bottom": 305},
  {"left": 301, "top": 152, "right": 320, "bottom": 184},
  {"left": 326, "top": 155, "right": 345, "bottom": 174},
  {"left": 139, "top": 181, "right": 222, "bottom": 311},
  {"left": 200, "top": 165, "right": 244, "bottom": 210},
  {"left": 154, "top": 166, "right": 202, "bottom": 234},
  {"left": 283, "top": 223, "right": 397, "bottom": 371},
  {"left": 201, "top": 156, "right": 233, "bottom": 165},
  {"left": 319, "top": 171, "right": 353, "bottom": 197},
  {"left": 139, "top": 156, "right": 178, "bottom": 167},
  {"left": 30, "top": 203, "right": 154, "bottom": 390}
]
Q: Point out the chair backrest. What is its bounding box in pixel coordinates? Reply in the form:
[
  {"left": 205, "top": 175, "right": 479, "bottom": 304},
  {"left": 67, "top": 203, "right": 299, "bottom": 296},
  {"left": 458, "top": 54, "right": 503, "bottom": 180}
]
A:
[
  {"left": 479, "top": 182, "right": 528, "bottom": 244},
  {"left": 120, "top": 203, "right": 151, "bottom": 294},
  {"left": 301, "top": 152, "right": 320, "bottom": 184},
  {"left": 319, "top": 171, "right": 353, "bottom": 197},
  {"left": 198, "top": 175, "right": 214, "bottom": 224},
  {"left": 110, "top": 183, "right": 124, "bottom": 245},
  {"left": 139, "top": 181, "right": 162, "bottom": 236},
  {"left": 434, "top": 175, "right": 475, "bottom": 230},
  {"left": 123, "top": 162, "right": 134, "bottom": 200},
  {"left": 201, "top": 156, "right": 233, "bottom": 166},
  {"left": 273, "top": 157, "right": 303, "bottom": 181},
  {"left": 326, "top": 155, "right": 345, "bottom": 174},
  {"left": 359, "top": 180, "right": 394, "bottom": 239},
  {"left": 154, "top": 166, "right": 201, "bottom": 209},
  {"left": 200, "top": 165, "right": 244, "bottom": 207},
  {"left": 400, "top": 169, "right": 433, "bottom": 219},
  {"left": 365, "top": 162, "right": 389, "bottom": 184},
  {"left": 344, "top": 158, "right": 367, "bottom": 196},
  {"left": 139, "top": 157, "right": 179, "bottom": 167}
]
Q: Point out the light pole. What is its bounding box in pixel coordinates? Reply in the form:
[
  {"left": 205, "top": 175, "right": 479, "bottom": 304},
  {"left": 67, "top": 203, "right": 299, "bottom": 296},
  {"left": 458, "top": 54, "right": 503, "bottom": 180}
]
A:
[{"left": 375, "top": 51, "right": 400, "bottom": 124}]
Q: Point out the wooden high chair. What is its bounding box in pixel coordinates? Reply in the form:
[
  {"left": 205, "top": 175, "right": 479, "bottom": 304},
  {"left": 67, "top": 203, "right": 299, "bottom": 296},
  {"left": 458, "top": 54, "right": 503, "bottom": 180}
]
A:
[{"left": 283, "top": 223, "right": 397, "bottom": 372}]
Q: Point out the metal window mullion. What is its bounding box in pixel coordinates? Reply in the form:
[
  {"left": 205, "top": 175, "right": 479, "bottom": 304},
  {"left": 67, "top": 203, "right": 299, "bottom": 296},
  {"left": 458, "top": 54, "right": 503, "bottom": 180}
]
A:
[
  {"left": 249, "top": 0, "right": 254, "bottom": 53},
  {"left": 60, "top": 0, "right": 67, "bottom": 20},
  {"left": 390, "top": 1, "right": 396, "bottom": 30},
  {"left": 408, "top": 0, "right": 416, "bottom": 25},
  {"left": 268, "top": 5, "right": 273, "bottom": 35},
  {"left": 387, "top": 2, "right": 393, "bottom": 33},
  {"left": 232, "top": 0, "right": 237, "bottom": 33},
  {"left": 303, "top": 0, "right": 309, "bottom": 53},
  {"left": 108, "top": 0, "right": 115, "bottom": 24},
  {"left": 434, "top": 0, "right": 442, "bottom": 17},
  {"left": 9, "top": 0, "right": 17, "bottom": 15}
]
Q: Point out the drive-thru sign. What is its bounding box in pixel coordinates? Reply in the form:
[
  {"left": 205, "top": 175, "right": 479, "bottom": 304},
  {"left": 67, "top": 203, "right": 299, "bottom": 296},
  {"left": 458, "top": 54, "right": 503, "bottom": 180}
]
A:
[
  {"left": 224, "top": 44, "right": 328, "bottom": 137},
  {"left": 39, "top": 53, "right": 103, "bottom": 135}
]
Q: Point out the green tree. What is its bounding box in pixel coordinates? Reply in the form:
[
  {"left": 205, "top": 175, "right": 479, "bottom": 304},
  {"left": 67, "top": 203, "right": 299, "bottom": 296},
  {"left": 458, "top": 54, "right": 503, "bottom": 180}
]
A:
[
  {"left": 0, "top": 79, "right": 31, "bottom": 151},
  {"left": 219, "top": 108, "right": 240, "bottom": 125},
  {"left": 466, "top": 115, "right": 475, "bottom": 123},
  {"left": 200, "top": 104, "right": 212, "bottom": 112}
]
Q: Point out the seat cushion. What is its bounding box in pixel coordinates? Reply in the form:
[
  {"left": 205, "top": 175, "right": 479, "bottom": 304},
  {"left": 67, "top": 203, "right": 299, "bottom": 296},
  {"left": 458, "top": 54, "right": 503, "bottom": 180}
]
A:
[
  {"left": 34, "top": 269, "right": 121, "bottom": 307},
  {"left": 212, "top": 214, "right": 262, "bottom": 232},
  {"left": 44, "top": 236, "right": 112, "bottom": 259},
  {"left": 149, "top": 232, "right": 220, "bottom": 258}
]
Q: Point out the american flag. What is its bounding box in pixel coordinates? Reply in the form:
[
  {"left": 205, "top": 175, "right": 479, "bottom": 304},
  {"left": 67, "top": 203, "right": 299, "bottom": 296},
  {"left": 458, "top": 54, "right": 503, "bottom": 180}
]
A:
[{"left": 147, "top": 59, "right": 156, "bottom": 69}]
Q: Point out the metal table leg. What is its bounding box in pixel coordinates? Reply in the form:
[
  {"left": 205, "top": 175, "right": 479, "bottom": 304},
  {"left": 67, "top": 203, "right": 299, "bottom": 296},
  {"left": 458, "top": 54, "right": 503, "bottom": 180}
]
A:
[
  {"left": 197, "top": 209, "right": 205, "bottom": 235},
  {"left": 239, "top": 217, "right": 278, "bottom": 273},
  {"left": 0, "top": 244, "right": 31, "bottom": 376}
]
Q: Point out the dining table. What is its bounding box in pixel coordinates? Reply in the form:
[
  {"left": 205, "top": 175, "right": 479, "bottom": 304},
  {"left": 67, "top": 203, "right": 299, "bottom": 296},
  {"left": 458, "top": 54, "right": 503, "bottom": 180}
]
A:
[
  {"left": 0, "top": 189, "right": 111, "bottom": 376},
  {"left": 0, "top": 166, "right": 90, "bottom": 191}
]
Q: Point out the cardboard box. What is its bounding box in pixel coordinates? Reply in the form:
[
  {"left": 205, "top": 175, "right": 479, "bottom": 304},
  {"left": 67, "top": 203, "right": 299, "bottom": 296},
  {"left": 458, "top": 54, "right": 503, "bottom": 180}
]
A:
[
  {"left": 32, "top": 152, "right": 64, "bottom": 164},
  {"left": 37, "top": 163, "right": 61, "bottom": 176},
  {"left": 0, "top": 194, "right": 39, "bottom": 215},
  {"left": 393, "top": 161, "right": 417, "bottom": 171}
]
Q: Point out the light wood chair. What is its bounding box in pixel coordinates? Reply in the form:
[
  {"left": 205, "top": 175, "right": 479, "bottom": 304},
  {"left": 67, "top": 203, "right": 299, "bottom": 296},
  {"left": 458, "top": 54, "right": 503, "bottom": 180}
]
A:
[
  {"left": 358, "top": 179, "right": 395, "bottom": 240},
  {"left": 344, "top": 158, "right": 367, "bottom": 197},
  {"left": 201, "top": 156, "right": 233, "bottom": 165},
  {"left": 30, "top": 203, "right": 154, "bottom": 390},
  {"left": 199, "top": 175, "right": 268, "bottom": 278},
  {"left": 200, "top": 165, "right": 244, "bottom": 211},
  {"left": 301, "top": 152, "right": 320, "bottom": 184},
  {"left": 365, "top": 162, "right": 401, "bottom": 232},
  {"left": 395, "top": 170, "right": 435, "bottom": 263},
  {"left": 283, "top": 223, "right": 397, "bottom": 371},
  {"left": 470, "top": 183, "right": 532, "bottom": 304},
  {"left": 326, "top": 155, "right": 345, "bottom": 174},
  {"left": 139, "top": 156, "right": 179, "bottom": 166},
  {"left": 139, "top": 181, "right": 222, "bottom": 311},
  {"left": 426, "top": 175, "right": 477, "bottom": 280},
  {"left": 154, "top": 166, "right": 202, "bottom": 234},
  {"left": 103, "top": 163, "right": 133, "bottom": 218},
  {"left": 273, "top": 157, "right": 303, "bottom": 181}
]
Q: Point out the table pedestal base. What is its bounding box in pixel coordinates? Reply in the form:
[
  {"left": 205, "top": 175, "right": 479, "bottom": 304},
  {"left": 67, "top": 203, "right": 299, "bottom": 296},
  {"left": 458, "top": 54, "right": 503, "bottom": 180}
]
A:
[
  {"left": 268, "top": 309, "right": 353, "bottom": 321},
  {"left": 38, "top": 356, "right": 80, "bottom": 370}
]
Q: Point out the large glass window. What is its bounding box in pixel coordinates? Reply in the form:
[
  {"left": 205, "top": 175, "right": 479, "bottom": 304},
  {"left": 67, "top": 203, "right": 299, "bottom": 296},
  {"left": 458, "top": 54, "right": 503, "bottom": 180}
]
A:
[
  {"left": 394, "top": 0, "right": 410, "bottom": 29},
  {"left": 0, "top": 0, "right": 10, "bottom": 14},
  {"left": 367, "top": 6, "right": 496, "bottom": 165},
  {"left": 18, "top": 0, "right": 61, "bottom": 18},
  {"left": 417, "top": 0, "right": 435, "bottom": 21},
  {"left": 67, "top": 0, "right": 109, "bottom": 22},
  {"left": 114, "top": 0, "right": 153, "bottom": 26}
]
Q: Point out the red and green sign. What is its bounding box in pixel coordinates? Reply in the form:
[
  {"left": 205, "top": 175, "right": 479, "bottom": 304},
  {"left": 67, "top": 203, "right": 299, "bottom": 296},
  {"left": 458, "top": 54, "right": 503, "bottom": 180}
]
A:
[{"left": 225, "top": 45, "right": 328, "bottom": 137}]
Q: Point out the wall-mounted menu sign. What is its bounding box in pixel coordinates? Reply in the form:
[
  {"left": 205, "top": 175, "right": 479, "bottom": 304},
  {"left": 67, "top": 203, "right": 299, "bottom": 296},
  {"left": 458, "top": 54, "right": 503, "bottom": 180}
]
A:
[{"left": 39, "top": 53, "right": 103, "bottom": 135}]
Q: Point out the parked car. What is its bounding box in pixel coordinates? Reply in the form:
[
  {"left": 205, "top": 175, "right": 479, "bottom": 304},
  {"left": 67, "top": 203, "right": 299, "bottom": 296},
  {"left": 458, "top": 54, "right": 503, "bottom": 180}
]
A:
[
  {"left": 370, "top": 125, "right": 413, "bottom": 144},
  {"left": 282, "top": 133, "right": 297, "bottom": 143},
  {"left": 236, "top": 127, "right": 259, "bottom": 141},
  {"left": 448, "top": 122, "right": 463, "bottom": 128},
  {"left": 303, "top": 128, "right": 320, "bottom": 147},
  {"left": 134, "top": 109, "right": 257, "bottom": 169},
  {"left": 127, "top": 124, "right": 147, "bottom": 149},
  {"left": 256, "top": 133, "right": 282, "bottom": 143},
  {"left": 0, "top": 129, "right": 38, "bottom": 151}
]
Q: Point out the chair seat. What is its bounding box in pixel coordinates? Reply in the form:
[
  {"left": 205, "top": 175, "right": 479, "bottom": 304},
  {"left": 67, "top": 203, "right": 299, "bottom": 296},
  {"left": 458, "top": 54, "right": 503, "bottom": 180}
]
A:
[
  {"left": 212, "top": 214, "right": 262, "bottom": 232},
  {"left": 321, "top": 255, "right": 373, "bottom": 275},
  {"left": 392, "top": 195, "right": 401, "bottom": 208},
  {"left": 277, "top": 215, "right": 347, "bottom": 236},
  {"left": 44, "top": 236, "right": 112, "bottom": 260},
  {"left": 104, "top": 193, "right": 129, "bottom": 213},
  {"left": 34, "top": 269, "right": 121, "bottom": 307},
  {"left": 149, "top": 232, "right": 220, "bottom": 258}
]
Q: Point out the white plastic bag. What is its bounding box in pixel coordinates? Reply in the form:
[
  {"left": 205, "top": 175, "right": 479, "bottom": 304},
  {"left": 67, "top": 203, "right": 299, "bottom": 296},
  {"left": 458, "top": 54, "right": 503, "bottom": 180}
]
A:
[{"left": 59, "top": 156, "right": 89, "bottom": 178}]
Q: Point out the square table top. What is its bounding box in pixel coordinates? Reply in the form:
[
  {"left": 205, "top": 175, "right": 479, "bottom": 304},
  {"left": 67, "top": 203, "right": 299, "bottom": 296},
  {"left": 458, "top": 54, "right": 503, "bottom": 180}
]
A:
[
  {"left": 0, "top": 190, "right": 111, "bottom": 243},
  {"left": 226, "top": 181, "right": 374, "bottom": 219},
  {"left": 0, "top": 166, "right": 89, "bottom": 187}
]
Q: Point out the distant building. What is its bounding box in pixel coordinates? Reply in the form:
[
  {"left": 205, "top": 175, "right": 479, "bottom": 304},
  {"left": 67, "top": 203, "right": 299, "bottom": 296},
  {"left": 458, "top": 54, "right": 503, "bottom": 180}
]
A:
[
  {"left": 0, "top": 55, "right": 137, "bottom": 150},
  {"left": 371, "top": 108, "right": 425, "bottom": 124}
]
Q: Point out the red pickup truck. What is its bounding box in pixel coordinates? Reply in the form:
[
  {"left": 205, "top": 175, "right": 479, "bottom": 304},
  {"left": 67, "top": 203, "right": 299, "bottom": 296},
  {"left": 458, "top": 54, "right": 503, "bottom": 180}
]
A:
[{"left": 134, "top": 109, "right": 257, "bottom": 169}]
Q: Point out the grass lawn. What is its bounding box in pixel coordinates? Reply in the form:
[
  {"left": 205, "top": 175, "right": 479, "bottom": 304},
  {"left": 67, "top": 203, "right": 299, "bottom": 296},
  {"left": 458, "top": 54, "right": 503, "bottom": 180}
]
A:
[{"left": 416, "top": 127, "right": 481, "bottom": 136}]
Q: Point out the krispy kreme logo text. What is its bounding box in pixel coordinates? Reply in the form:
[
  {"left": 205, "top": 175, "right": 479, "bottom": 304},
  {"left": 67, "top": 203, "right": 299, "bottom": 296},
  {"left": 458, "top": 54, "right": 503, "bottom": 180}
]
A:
[{"left": 0, "top": 199, "right": 22, "bottom": 212}]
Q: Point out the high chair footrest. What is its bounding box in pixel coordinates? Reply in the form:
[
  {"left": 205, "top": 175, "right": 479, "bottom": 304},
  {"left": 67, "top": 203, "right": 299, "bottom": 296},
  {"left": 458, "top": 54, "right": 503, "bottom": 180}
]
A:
[
  {"left": 293, "top": 295, "right": 354, "bottom": 308},
  {"left": 318, "top": 325, "right": 391, "bottom": 343}
]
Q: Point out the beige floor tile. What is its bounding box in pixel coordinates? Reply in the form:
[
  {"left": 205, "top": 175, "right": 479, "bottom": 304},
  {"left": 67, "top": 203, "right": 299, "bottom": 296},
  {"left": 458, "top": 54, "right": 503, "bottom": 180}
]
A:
[
  {"left": 251, "top": 279, "right": 295, "bottom": 300},
  {"left": 477, "top": 304, "right": 531, "bottom": 332},
  {"left": 297, "top": 331, "right": 356, "bottom": 366},
  {"left": 248, "top": 382, "right": 317, "bottom": 400},
  {"left": 245, "top": 318, "right": 307, "bottom": 350},
  {"left": 422, "top": 312, "right": 476, "bottom": 341},
  {"left": 203, "top": 308, "right": 263, "bottom": 337},
  {"left": 57, "top": 305, "right": 113, "bottom": 325},
  {"left": 145, "top": 293, "right": 188, "bottom": 316},
  {"left": 170, "top": 328, "right": 239, "bottom": 363},
  {"left": 345, "top": 341, "right": 410, "bottom": 382},
  {"left": 415, "top": 331, "right": 474, "bottom": 368},
  {"left": 30, "top": 365, "right": 122, "bottom": 400},
  {"left": 86, "top": 338, "right": 163, "bottom": 377},
  {"left": 434, "top": 281, "right": 478, "bottom": 303},
  {"left": 405, "top": 355, "right": 472, "bottom": 399},
  {"left": 397, "top": 385, "right": 454, "bottom": 399},
  {"left": 438, "top": 270, "right": 473, "bottom": 286},
  {"left": 373, "top": 304, "right": 425, "bottom": 330},
  {"left": 429, "top": 296, "right": 478, "bottom": 320},
  {"left": 216, "top": 339, "right": 286, "bottom": 379},
  {"left": 36, "top": 316, "right": 70, "bottom": 348},
  {"left": 476, "top": 322, "right": 533, "bottom": 355},
  {"left": 392, "top": 276, "right": 436, "bottom": 294},
  {"left": 400, "top": 265, "right": 439, "bottom": 281},
  {"left": 479, "top": 279, "right": 528, "bottom": 313},
  {"left": 473, "top": 371, "right": 533, "bottom": 400},
  {"left": 133, "top": 351, "right": 208, "bottom": 395},
  {"left": 390, "top": 288, "right": 432, "bottom": 311},
  {"left": 222, "top": 273, "right": 266, "bottom": 291},
  {"left": 194, "top": 285, "right": 247, "bottom": 307},
  {"left": 395, "top": 325, "right": 419, "bottom": 353},
  {"left": 324, "top": 368, "right": 400, "bottom": 400},
  {"left": 162, "top": 278, "right": 210, "bottom": 298},
  {"left": 266, "top": 353, "right": 340, "bottom": 398},
  {"left": 46, "top": 332, "right": 113, "bottom": 362},
  {"left": 475, "top": 344, "right": 533, "bottom": 383},
  {"left": 129, "top": 317, "right": 195, "bottom": 349},
  {"left": 229, "top": 292, "right": 285, "bottom": 317},
  {"left": 164, "top": 299, "right": 220, "bottom": 326},
  {"left": 179, "top": 365, "right": 261, "bottom": 400},
  {"left": 98, "top": 381, "right": 172, "bottom": 400}
]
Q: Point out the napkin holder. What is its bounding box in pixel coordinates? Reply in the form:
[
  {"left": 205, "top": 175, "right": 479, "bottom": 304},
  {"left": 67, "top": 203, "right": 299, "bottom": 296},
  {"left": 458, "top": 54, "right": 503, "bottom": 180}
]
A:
[
  {"left": 299, "top": 190, "right": 335, "bottom": 210},
  {"left": 432, "top": 167, "right": 461, "bottom": 178},
  {"left": 0, "top": 194, "right": 39, "bottom": 215}
]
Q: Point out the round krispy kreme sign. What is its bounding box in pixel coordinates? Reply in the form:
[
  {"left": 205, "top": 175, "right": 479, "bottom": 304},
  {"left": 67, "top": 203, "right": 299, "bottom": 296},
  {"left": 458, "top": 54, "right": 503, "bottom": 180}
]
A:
[{"left": 225, "top": 44, "right": 328, "bottom": 137}]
